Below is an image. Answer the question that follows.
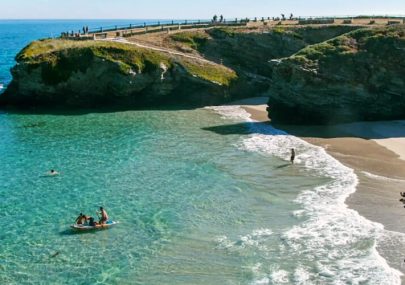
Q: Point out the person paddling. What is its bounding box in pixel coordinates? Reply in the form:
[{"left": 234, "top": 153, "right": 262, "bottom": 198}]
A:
[
  {"left": 97, "top": 207, "right": 109, "bottom": 224},
  {"left": 290, "top": 148, "right": 296, "bottom": 164}
]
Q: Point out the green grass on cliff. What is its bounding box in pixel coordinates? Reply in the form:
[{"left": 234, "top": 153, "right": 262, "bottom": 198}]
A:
[
  {"left": 17, "top": 39, "right": 237, "bottom": 86},
  {"left": 17, "top": 39, "right": 171, "bottom": 71},
  {"left": 169, "top": 32, "right": 209, "bottom": 49},
  {"left": 181, "top": 60, "right": 237, "bottom": 86},
  {"left": 293, "top": 25, "right": 405, "bottom": 61}
]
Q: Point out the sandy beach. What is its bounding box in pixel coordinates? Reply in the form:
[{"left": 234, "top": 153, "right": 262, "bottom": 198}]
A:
[
  {"left": 234, "top": 97, "right": 405, "bottom": 230},
  {"left": 230, "top": 97, "right": 405, "bottom": 275}
]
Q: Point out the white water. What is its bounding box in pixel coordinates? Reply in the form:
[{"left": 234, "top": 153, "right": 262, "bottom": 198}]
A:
[
  {"left": 362, "top": 171, "right": 405, "bottom": 183},
  {"left": 208, "top": 105, "right": 403, "bottom": 284}
]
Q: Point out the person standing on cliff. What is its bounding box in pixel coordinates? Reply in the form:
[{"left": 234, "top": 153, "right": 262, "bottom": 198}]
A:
[{"left": 290, "top": 148, "right": 295, "bottom": 164}]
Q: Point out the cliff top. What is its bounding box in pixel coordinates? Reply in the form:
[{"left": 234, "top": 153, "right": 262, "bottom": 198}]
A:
[{"left": 18, "top": 39, "right": 237, "bottom": 86}]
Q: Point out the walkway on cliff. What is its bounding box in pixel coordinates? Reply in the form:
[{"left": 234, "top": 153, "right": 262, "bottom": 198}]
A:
[{"left": 97, "top": 37, "right": 230, "bottom": 68}]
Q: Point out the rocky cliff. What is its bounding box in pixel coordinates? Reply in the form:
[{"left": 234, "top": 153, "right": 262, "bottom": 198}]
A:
[
  {"left": 1, "top": 40, "right": 237, "bottom": 108},
  {"left": 1, "top": 25, "right": 362, "bottom": 110},
  {"left": 267, "top": 25, "right": 405, "bottom": 124},
  {"left": 2, "top": 24, "right": 404, "bottom": 123}
]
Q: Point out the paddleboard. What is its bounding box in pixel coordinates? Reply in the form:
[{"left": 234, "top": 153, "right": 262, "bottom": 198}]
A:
[{"left": 70, "top": 220, "right": 119, "bottom": 231}]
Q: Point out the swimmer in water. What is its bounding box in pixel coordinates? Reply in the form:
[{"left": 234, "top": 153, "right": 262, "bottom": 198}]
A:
[{"left": 47, "top": 169, "right": 59, "bottom": 176}]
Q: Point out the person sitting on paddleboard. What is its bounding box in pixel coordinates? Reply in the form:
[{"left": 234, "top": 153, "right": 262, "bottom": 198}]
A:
[
  {"left": 98, "top": 207, "right": 109, "bottom": 224},
  {"left": 88, "top": 217, "right": 97, "bottom": 227},
  {"left": 75, "top": 213, "right": 88, "bottom": 225}
]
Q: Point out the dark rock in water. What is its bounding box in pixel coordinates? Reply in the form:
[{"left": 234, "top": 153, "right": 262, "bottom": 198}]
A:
[
  {"left": 50, "top": 251, "right": 60, "bottom": 258},
  {"left": 267, "top": 25, "right": 405, "bottom": 124}
]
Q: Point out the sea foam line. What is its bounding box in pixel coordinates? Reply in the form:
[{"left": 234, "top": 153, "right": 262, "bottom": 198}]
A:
[
  {"left": 207, "top": 105, "right": 402, "bottom": 284},
  {"left": 362, "top": 171, "right": 405, "bottom": 183}
]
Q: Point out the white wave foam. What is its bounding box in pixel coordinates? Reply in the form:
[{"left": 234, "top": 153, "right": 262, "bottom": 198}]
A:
[
  {"left": 270, "top": 269, "right": 289, "bottom": 283},
  {"left": 293, "top": 267, "right": 311, "bottom": 285},
  {"left": 215, "top": 228, "right": 273, "bottom": 251},
  {"left": 205, "top": 105, "right": 253, "bottom": 121},
  {"left": 210, "top": 105, "right": 403, "bottom": 284},
  {"left": 362, "top": 171, "right": 405, "bottom": 183}
]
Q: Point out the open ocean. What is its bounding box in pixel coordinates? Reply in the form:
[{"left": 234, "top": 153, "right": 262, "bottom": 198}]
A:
[{"left": 0, "top": 20, "right": 403, "bottom": 284}]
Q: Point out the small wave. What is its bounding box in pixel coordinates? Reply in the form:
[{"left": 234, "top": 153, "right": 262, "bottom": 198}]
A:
[
  {"left": 215, "top": 228, "right": 273, "bottom": 251},
  {"left": 210, "top": 105, "right": 403, "bottom": 284},
  {"left": 205, "top": 105, "right": 252, "bottom": 121},
  {"left": 270, "top": 269, "right": 289, "bottom": 283},
  {"left": 362, "top": 171, "right": 405, "bottom": 183}
]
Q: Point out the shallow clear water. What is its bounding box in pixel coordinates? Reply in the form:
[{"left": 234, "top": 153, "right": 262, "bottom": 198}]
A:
[
  {"left": 0, "top": 107, "right": 401, "bottom": 284},
  {"left": 0, "top": 109, "right": 311, "bottom": 284}
]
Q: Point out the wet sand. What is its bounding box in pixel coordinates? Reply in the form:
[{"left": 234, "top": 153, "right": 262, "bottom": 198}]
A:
[
  {"left": 233, "top": 97, "right": 405, "bottom": 233},
  {"left": 232, "top": 97, "right": 405, "bottom": 279}
]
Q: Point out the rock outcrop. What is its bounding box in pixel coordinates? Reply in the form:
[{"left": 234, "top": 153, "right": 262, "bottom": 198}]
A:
[
  {"left": 267, "top": 25, "right": 405, "bottom": 124},
  {"left": 2, "top": 24, "right": 405, "bottom": 123},
  {"left": 1, "top": 40, "right": 237, "bottom": 108}
]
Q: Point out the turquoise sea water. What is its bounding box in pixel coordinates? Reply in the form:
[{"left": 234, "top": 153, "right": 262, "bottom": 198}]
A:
[
  {"left": 0, "top": 107, "right": 402, "bottom": 284},
  {"left": 0, "top": 20, "right": 404, "bottom": 284},
  {"left": 0, "top": 109, "right": 314, "bottom": 284}
]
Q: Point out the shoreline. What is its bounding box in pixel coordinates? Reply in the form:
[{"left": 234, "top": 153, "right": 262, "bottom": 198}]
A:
[{"left": 229, "top": 97, "right": 405, "bottom": 278}]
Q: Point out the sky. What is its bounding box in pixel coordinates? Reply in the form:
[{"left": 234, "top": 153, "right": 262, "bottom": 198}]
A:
[{"left": 0, "top": 0, "right": 404, "bottom": 19}]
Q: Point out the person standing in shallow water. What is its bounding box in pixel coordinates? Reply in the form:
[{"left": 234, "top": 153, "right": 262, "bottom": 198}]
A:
[{"left": 290, "top": 148, "right": 295, "bottom": 164}]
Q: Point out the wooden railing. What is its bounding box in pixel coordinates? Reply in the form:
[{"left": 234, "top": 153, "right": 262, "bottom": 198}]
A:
[{"left": 60, "top": 16, "right": 405, "bottom": 39}]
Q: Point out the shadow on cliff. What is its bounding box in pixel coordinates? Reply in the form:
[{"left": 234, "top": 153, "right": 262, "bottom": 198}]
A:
[{"left": 202, "top": 121, "right": 405, "bottom": 140}]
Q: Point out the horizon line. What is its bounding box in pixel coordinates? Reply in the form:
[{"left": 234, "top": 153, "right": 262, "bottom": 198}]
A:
[{"left": 1, "top": 14, "right": 405, "bottom": 21}]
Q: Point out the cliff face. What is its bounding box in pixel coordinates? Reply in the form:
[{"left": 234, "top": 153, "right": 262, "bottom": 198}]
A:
[
  {"left": 3, "top": 24, "right": 405, "bottom": 122},
  {"left": 2, "top": 40, "right": 237, "bottom": 108},
  {"left": 169, "top": 25, "right": 362, "bottom": 78},
  {"left": 267, "top": 26, "right": 405, "bottom": 124}
]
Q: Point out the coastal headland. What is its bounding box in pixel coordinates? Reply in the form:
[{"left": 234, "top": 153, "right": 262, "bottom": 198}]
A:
[
  {"left": 2, "top": 16, "right": 405, "bottom": 237},
  {"left": 2, "top": 17, "right": 404, "bottom": 125},
  {"left": 1, "top": 15, "right": 405, "bottom": 283}
]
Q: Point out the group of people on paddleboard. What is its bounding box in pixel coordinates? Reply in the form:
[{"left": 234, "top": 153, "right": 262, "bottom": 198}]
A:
[{"left": 75, "top": 207, "right": 109, "bottom": 226}]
